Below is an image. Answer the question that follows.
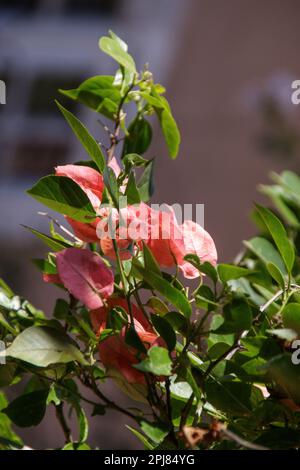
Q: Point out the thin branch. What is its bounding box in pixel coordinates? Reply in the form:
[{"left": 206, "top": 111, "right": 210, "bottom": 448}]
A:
[
  {"left": 179, "top": 393, "right": 195, "bottom": 432},
  {"left": 221, "top": 427, "right": 268, "bottom": 450},
  {"left": 82, "top": 370, "right": 137, "bottom": 421},
  {"left": 55, "top": 403, "right": 72, "bottom": 443},
  {"left": 107, "top": 82, "right": 134, "bottom": 162},
  {"left": 38, "top": 212, "right": 82, "bottom": 243}
]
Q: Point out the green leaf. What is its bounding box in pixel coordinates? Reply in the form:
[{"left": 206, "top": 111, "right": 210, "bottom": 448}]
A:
[
  {"left": 244, "top": 237, "right": 287, "bottom": 275},
  {"left": 27, "top": 175, "right": 96, "bottom": 223},
  {"left": 255, "top": 204, "right": 294, "bottom": 273},
  {"left": 47, "top": 385, "right": 61, "bottom": 406},
  {"left": 146, "top": 297, "right": 169, "bottom": 316},
  {"left": 195, "top": 285, "right": 217, "bottom": 311},
  {"left": 63, "top": 442, "right": 91, "bottom": 450},
  {"left": 0, "top": 393, "right": 23, "bottom": 449},
  {"left": 282, "top": 303, "right": 300, "bottom": 336},
  {"left": 135, "top": 346, "right": 172, "bottom": 376},
  {"left": 164, "top": 312, "right": 188, "bottom": 333},
  {"left": 60, "top": 75, "right": 121, "bottom": 119},
  {"left": 205, "top": 380, "right": 255, "bottom": 415},
  {"left": 103, "top": 166, "right": 120, "bottom": 208},
  {"left": 3, "top": 389, "right": 49, "bottom": 427},
  {"left": 184, "top": 256, "right": 218, "bottom": 284},
  {"left": 142, "top": 92, "right": 180, "bottom": 158},
  {"left": 74, "top": 403, "right": 88, "bottom": 443},
  {"left": 106, "top": 306, "right": 128, "bottom": 332},
  {"left": 138, "top": 419, "right": 170, "bottom": 444},
  {"left": 137, "top": 159, "right": 155, "bottom": 202},
  {"left": 125, "top": 171, "right": 141, "bottom": 204},
  {"left": 215, "top": 299, "right": 252, "bottom": 334},
  {"left": 123, "top": 153, "right": 149, "bottom": 172},
  {"left": 126, "top": 425, "right": 154, "bottom": 450},
  {"left": 158, "top": 107, "right": 180, "bottom": 159},
  {"left": 218, "top": 264, "right": 250, "bottom": 283},
  {"left": 32, "top": 258, "right": 57, "bottom": 275},
  {"left": 99, "top": 34, "right": 136, "bottom": 73},
  {"left": 142, "top": 242, "right": 161, "bottom": 276},
  {"left": 259, "top": 184, "right": 300, "bottom": 228},
  {"left": 150, "top": 314, "right": 176, "bottom": 351},
  {"left": 53, "top": 298, "right": 70, "bottom": 320},
  {"left": 56, "top": 101, "right": 105, "bottom": 173},
  {"left": 125, "top": 324, "right": 147, "bottom": 354},
  {"left": 0, "top": 364, "right": 17, "bottom": 387},
  {"left": 274, "top": 170, "right": 300, "bottom": 200},
  {"left": 23, "top": 226, "right": 72, "bottom": 252},
  {"left": 266, "top": 262, "right": 286, "bottom": 290},
  {"left": 122, "top": 118, "right": 152, "bottom": 156},
  {"left": 132, "top": 261, "right": 192, "bottom": 317},
  {"left": 4, "top": 326, "right": 87, "bottom": 367},
  {"left": 265, "top": 353, "right": 300, "bottom": 403},
  {"left": 0, "top": 279, "right": 14, "bottom": 298}
]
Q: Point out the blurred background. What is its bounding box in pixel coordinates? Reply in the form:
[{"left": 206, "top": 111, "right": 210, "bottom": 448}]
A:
[{"left": 1, "top": 0, "right": 300, "bottom": 449}]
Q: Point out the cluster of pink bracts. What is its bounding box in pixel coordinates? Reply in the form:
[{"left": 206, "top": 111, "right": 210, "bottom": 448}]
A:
[{"left": 43, "top": 160, "right": 217, "bottom": 385}]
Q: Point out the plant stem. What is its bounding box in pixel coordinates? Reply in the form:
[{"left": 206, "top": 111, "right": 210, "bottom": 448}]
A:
[
  {"left": 107, "top": 82, "right": 134, "bottom": 162},
  {"left": 55, "top": 403, "right": 72, "bottom": 444}
]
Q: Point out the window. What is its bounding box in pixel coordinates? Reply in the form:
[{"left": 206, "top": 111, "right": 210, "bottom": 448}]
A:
[
  {"left": 13, "top": 140, "right": 69, "bottom": 177},
  {"left": 0, "top": 0, "right": 39, "bottom": 13},
  {"left": 65, "top": 0, "right": 120, "bottom": 16},
  {"left": 28, "top": 75, "right": 82, "bottom": 116}
]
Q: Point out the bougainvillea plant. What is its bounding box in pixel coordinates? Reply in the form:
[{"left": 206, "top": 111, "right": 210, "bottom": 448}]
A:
[{"left": 1, "top": 32, "right": 300, "bottom": 451}]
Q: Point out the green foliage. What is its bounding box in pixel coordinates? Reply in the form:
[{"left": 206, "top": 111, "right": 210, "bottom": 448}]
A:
[
  {"left": 5, "top": 326, "right": 87, "bottom": 367},
  {"left": 56, "top": 101, "right": 105, "bottom": 173},
  {"left": 3, "top": 31, "right": 300, "bottom": 451},
  {"left": 135, "top": 346, "right": 173, "bottom": 376},
  {"left": 27, "top": 176, "right": 96, "bottom": 223}
]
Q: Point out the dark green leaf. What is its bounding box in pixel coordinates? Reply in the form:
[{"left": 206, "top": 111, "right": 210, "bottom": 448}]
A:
[
  {"left": 244, "top": 237, "right": 287, "bottom": 275},
  {"left": 282, "top": 303, "right": 300, "bottom": 336},
  {"left": 23, "top": 226, "right": 71, "bottom": 252},
  {"left": 3, "top": 389, "right": 49, "bottom": 427},
  {"left": 255, "top": 204, "right": 294, "bottom": 273},
  {"left": 125, "top": 171, "right": 141, "bottom": 204},
  {"left": 56, "top": 101, "right": 105, "bottom": 173},
  {"left": 135, "top": 346, "right": 172, "bottom": 376},
  {"left": 103, "top": 166, "right": 120, "bottom": 208},
  {"left": 53, "top": 299, "right": 70, "bottom": 320},
  {"left": 137, "top": 159, "right": 155, "bottom": 202},
  {"left": 123, "top": 118, "right": 152, "bottom": 156},
  {"left": 132, "top": 261, "right": 192, "bottom": 318},
  {"left": 266, "top": 262, "right": 286, "bottom": 290},
  {"left": 265, "top": 353, "right": 300, "bottom": 403},
  {"left": 150, "top": 314, "right": 176, "bottom": 351},
  {"left": 184, "top": 255, "right": 218, "bottom": 283},
  {"left": 125, "top": 324, "right": 147, "bottom": 354},
  {"left": 138, "top": 419, "right": 170, "bottom": 444},
  {"left": 218, "top": 264, "right": 250, "bottom": 283},
  {"left": 27, "top": 175, "right": 96, "bottom": 223}
]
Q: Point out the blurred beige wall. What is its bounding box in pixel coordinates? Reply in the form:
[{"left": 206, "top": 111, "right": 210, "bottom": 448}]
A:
[
  {"left": 2, "top": 0, "right": 300, "bottom": 450},
  {"left": 153, "top": 0, "right": 300, "bottom": 262}
]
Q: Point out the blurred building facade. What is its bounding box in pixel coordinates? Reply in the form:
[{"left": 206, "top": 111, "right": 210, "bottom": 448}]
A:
[
  {"left": 1, "top": 0, "right": 300, "bottom": 450},
  {"left": 0, "top": 0, "right": 186, "bottom": 310}
]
